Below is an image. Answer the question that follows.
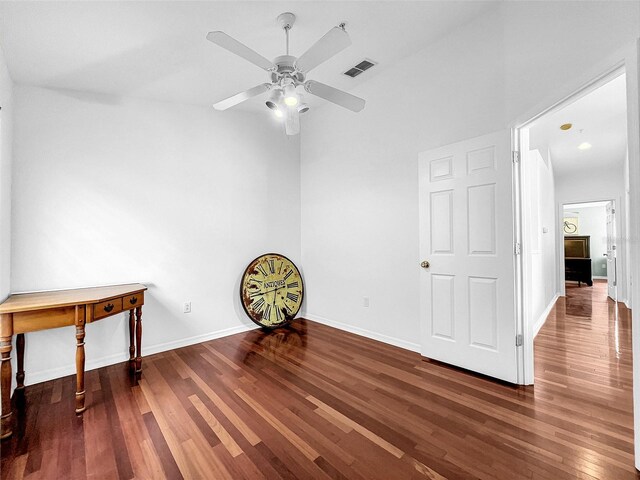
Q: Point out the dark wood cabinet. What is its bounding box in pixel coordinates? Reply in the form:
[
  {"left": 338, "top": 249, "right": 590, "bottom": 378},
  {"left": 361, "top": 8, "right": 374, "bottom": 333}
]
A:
[{"left": 564, "top": 236, "right": 592, "bottom": 286}]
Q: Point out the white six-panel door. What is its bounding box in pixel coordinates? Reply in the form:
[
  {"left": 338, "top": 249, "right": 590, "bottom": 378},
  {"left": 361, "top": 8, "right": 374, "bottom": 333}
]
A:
[{"left": 418, "top": 130, "right": 518, "bottom": 383}]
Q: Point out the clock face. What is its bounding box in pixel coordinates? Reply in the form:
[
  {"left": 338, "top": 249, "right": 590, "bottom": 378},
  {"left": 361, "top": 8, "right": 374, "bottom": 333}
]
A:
[{"left": 240, "top": 253, "right": 304, "bottom": 328}]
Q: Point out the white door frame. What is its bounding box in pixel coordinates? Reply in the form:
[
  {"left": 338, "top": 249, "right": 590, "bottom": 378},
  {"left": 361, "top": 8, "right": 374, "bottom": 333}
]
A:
[
  {"left": 514, "top": 40, "right": 640, "bottom": 469},
  {"left": 514, "top": 62, "right": 630, "bottom": 385},
  {"left": 558, "top": 198, "right": 620, "bottom": 297}
]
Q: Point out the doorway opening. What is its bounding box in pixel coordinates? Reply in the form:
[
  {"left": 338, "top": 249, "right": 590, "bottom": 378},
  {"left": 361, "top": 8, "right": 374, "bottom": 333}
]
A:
[
  {"left": 562, "top": 200, "right": 618, "bottom": 300},
  {"left": 516, "top": 67, "right": 630, "bottom": 386}
]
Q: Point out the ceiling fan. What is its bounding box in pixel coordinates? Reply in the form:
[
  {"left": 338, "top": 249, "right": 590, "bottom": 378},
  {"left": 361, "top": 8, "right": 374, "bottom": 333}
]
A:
[{"left": 206, "top": 12, "right": 366, "bottom": 135}]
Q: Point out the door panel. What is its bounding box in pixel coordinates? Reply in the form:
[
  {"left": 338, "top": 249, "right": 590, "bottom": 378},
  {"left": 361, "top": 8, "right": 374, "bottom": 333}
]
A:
[{"left": 419, "top": 130, "right": 518, "bottom": 383}]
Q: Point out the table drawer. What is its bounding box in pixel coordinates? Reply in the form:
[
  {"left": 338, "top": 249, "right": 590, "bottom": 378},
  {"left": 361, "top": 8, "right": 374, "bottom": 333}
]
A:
[
  {"left": 123, "top": 293, "right": 144, "bottom": 309},
  {"left": 94, "top": 298, "right": 123, "bottom": 320}
]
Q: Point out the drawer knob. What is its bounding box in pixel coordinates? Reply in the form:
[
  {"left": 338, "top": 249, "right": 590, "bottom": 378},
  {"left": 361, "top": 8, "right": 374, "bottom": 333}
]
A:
[
  {"left": 129, "top": 297, "right": 138, "bottom": 305},
  {"left": 104, "top": 303, "right": 114, "bottom": 313}
]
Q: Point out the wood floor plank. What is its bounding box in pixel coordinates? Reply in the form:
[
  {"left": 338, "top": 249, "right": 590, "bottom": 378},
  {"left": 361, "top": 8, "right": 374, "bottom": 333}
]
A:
[{"left": 1, "top": 280, "right": 638, "bottom": 479}]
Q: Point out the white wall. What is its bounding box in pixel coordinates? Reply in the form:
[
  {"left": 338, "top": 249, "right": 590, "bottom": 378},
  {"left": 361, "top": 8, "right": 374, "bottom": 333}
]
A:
[
  {"left": 0, "top": 45, "right": 13, "bottom": 302},
  {"left": 563, "top": 204, "right": 609, "bottom": 277},
  {"left": 523, "top": 149, "right": 557, "bottom": 337},
  {"left": 624, "top": 150, "right": 632, "bottom": 309},
  {"left": 301, "top": 3, "right": 640, "bottom": 348},
  {"left": 626, "top": 36, "right": 640, "bottom": 471},
  {"left": 555, "top": 166, "right": 627, "bottom": 300},
  {"left": 11, "top": 85, "right": 300, "bottom": 386}
]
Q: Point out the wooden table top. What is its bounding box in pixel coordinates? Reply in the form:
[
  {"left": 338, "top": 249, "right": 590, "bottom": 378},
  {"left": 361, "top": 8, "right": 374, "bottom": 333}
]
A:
[{"left": 0, "top": 284, "right": 147, "bottom": 314}]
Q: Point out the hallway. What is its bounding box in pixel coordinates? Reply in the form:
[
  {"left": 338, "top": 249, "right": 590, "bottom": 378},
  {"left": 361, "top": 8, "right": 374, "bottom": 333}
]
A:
[{"left": 534, "top": 280, "right": 635, "bottom": 478}]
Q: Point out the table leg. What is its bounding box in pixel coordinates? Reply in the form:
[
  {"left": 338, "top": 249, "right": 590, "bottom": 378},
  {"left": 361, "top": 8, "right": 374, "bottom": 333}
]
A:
[
  {"left": 1, "top": 313, "right": 13, "bottom": 439},
  {"left": 129, "top": 309, "right": 135, "bottom": 371},
  {"left": 16, "top": 333, "right": 25, "bottom": 391},
  {"left": 135, "top": 306, "right": 142, "bottom": 373},
  {"left": 75, "top": 308, "right": 86, "bottom": 414}
]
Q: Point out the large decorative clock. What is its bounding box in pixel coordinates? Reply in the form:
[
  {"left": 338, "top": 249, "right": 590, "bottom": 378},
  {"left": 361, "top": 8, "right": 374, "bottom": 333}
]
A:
[{"left": 240, "top": 253, "right": 304, "bottom": 328}]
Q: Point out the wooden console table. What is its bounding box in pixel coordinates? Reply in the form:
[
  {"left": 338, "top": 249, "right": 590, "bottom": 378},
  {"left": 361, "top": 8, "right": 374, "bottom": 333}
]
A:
[{"left": 0, "top": 283, "right": 147, "bottom": 439}]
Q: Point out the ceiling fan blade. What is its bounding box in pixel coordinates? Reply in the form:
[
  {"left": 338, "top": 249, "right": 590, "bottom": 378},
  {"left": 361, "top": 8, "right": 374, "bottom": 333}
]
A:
[
  {"left": 294, "top": 27, "right": 351, "bottom": 74},
  {"left": 304, "top": 80, "right": 365, "bottom": 112},
  {"left": 284, "top": 107, "right": 300, "bottom": 136},
  {"left": 206, "top": 31, "right": 276, "bottom": 72},
  {"left": 213, "top": 83, "right": 271, "bottom": 111}
]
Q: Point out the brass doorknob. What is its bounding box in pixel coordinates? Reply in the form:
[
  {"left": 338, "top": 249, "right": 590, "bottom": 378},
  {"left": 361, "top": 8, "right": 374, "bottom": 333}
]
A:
[{"left": 420, "top": 261, "right": 430, "bottom": 269}]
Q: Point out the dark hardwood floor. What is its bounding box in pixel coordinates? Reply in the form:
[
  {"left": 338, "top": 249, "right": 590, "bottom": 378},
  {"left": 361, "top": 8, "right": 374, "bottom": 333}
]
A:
[{"left": 1, "top": 280, "right": 637, "bottom": 479}]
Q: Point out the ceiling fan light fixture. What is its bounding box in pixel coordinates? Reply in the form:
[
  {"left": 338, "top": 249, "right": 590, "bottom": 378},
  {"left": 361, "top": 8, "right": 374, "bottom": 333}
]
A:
[
  {"left": 266, "top": 89, "right": 283, "bottom": 110},
  {"left": 207, "top": 11, "right": 366, "bottom": 135},
  {"left": 283, "top": 84, "right": 298, "bottom": 106}
]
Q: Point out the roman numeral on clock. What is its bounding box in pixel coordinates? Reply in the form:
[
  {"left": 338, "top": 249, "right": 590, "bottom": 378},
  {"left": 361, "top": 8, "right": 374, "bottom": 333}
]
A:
[
  {"left": 256, "top": 264, "right": 268, "bottom": 277},
  {"left": 286, "top": 293, "right": 299, "bottom": 303},
  {"left": 268, "top": 259, "right": 275, "bottom": 274},
  {"left": 251, "top": 297, "right": 265, "bottom": 311},
  {"left": 263, "top": 304, "right": 272, "bottom": 320},
  {"left": 276, "top": 307, "right": 283, "bottom": 322},
  {"left": 283, "top": 270, "right": 293, "bottom": 280},
  {"left": 287, "top": 282, "right": 299, "bottom": 289}
]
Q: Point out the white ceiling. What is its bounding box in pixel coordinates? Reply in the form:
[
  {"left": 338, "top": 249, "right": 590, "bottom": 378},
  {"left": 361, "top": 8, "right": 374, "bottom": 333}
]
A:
[
  {"left": 0, "top": 1, "right": 497, "bottom": 113},
  {"left": 529, "top": 73, "right": 627, "bottom": 178}
]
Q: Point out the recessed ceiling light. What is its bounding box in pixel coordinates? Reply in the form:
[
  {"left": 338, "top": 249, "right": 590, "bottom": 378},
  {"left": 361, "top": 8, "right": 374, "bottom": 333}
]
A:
[
  {"left": 578, "top": 142, "right": 592, "bottom": 150},
  {"left": 560, "top": 123, "right": 572, "bottom": 130}
]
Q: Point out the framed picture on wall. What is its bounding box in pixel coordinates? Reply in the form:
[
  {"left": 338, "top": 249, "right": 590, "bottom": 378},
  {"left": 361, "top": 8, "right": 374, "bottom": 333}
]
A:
[{"left": 563, "top": 216, "right": 579, "bottom": 235}]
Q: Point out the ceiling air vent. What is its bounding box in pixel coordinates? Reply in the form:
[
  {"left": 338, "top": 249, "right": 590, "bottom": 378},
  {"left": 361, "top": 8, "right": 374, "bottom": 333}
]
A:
[{"left": 344, "top": 59, "right": 376, "bottom": 78}]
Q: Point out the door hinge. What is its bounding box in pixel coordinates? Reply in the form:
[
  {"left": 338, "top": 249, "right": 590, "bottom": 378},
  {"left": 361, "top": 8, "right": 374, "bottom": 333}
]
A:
[
  {"left": 516, "top": 334, "right": 523, "bottom": 347},
  {"left": 612, "top": 245, "right": 617, "bottom": 251},
  {"left": 514, "top": 242, "right": 521, "bottom": 255},
  {"left": 512, "top": 151, "right": 520, "bottom": 163}
]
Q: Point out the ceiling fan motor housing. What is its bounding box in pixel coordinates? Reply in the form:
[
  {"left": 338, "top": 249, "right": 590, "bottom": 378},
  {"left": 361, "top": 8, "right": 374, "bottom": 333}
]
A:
[
  {"left": 274, "top": 55, "right": 296, "bottom": 74},
  {"left": 270, "top": 55, "right": 305, "bottom": 84}
]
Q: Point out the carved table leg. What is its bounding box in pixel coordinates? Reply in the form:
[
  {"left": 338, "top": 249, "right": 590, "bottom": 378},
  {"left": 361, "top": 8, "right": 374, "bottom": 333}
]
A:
[
  {"left": 1, "top": 313, "right": 13, "bottom": 439},
  {"left": 129, "top": 310, "right": 135, "bottom": 372},
  {"left": 135, "top": 306, "right": 142, "bottom": 373},
  {"left": 75, "top": 307, "right": 86, "bottom": 414},
  {"left": 16, "top": 333, "right": 25, "bottom": 391}
]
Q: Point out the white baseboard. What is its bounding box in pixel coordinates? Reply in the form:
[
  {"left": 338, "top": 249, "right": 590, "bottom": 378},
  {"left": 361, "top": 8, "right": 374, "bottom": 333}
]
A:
[
  {"left": 143, "top": 324, "right": 258, "bottom": 357},
  {"left": 303, "top": 313, "right": 421, "bottom": 353},
  {"left": 23, "top": 323, "right": 259, "bottom": 387},
  {"left": 592, "top": 276, "right": 607, "bottom": 280},
  {"left": 24, "top": 351, "right": 131, "bottom": 386},
  {"left": 533, "top": 294, "right": 560, "bottom": 338}
]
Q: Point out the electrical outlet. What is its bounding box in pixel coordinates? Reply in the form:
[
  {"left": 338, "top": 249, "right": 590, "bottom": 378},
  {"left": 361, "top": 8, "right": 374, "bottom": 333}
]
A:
[
  {"left": 183, "top": 302, "right": 191, "bottom": 313},
  {"left": 363, "top": 297, "right": 369, "bottom": 308}
]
